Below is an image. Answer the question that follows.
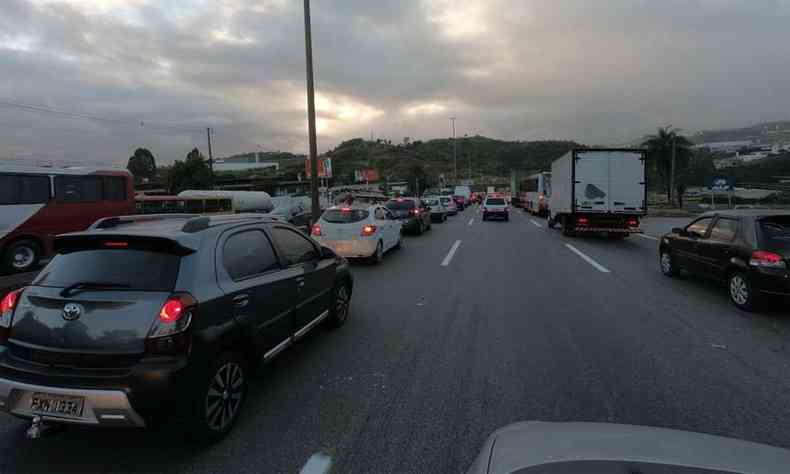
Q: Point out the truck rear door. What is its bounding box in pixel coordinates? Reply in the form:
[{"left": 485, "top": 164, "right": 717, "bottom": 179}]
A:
[
  {"left": 575, "top": 151, "right": 644, "bottom": 213},
  {"left": 608, "top": 151, "right": 645, "bottom": 213},
  {"left": 574, "top": 152, "right": 610, "bottom": 212}
]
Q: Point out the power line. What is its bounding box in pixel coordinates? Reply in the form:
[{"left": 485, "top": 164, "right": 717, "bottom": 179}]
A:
[{"left": 0, "top": 99, "right": 206, "bottom": 134}]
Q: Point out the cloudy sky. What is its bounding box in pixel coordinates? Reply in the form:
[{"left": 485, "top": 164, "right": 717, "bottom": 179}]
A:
[{"left": 2, "top": 0, "right": 790, "bottom": 165}]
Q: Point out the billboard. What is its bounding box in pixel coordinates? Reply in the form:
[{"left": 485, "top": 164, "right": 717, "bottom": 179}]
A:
[
  {"left": 305, "top": 157, "right": 332, "bottom": 178},
  {"left": 354, "top": 169, "right": 380, "bottom": 183}
]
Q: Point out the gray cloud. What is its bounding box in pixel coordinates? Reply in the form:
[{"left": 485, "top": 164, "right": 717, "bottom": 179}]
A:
[{"left": 2, "top": 0, "right": 790, "bottom": 165}]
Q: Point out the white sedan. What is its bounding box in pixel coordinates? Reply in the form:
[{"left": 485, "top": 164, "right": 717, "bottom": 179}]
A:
[{"left": 312, "top": 205, "right": 403, "bottom": 263}]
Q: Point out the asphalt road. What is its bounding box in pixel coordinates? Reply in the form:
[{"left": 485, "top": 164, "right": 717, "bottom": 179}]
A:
[{"left": 2, "top": 207, "right": 790, "bottom": 473}]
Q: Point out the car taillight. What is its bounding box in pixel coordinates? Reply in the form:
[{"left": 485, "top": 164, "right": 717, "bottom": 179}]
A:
[
  {"left": 412, "top": 208, "right": 420, "bottom": 215},
  {"left": 146, "top": 292, "right": 196, "bottom": 356},
  {"left": 627, "top": 218, "right": 639, "bottom": 228},
  {"left": 0, "top": 288, "right": 23, "bottom": 344},
  {"left": 750, "top": 250, "right": 786, "bottom": 269},
  {"left": 311, "top": 224, "right": 322, "bottom": 236},
  {"left": 577, "top": 217, "right": 589, "bottom": 226},
  {"left": 361, "top": 225, "right": 377, "bottom": 236}
]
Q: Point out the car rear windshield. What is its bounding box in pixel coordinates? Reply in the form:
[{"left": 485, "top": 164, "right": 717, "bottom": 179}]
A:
[
  {"left": 758, "top": 216, "right": 790, "bottom": 253},
  {"left": 386, "top": 200, "right": 417, "bottom": 210},
  {"left": 322, "top": 209, "right": 370, "bottom": 223},
  {"left": 34, "top": 249, "right": 180, "bottom": 291},
  {"left": 486, "top": 198, "right": 506, "bottom": 205}
]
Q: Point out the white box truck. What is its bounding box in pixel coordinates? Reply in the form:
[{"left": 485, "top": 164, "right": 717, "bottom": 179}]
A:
[{"left": 549, "top": 149, "right": 646, "bottom": 238}]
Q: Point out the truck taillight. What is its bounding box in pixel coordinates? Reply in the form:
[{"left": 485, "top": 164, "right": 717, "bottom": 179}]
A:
[
  {"left": 361, "top": 225, "right": 377, "bottom": 237},
  {"left": 577, "top": 217, "right": 589, "bottom": 226},
  {"left": 627, "top": 218, "right": 639, "bottom": 228},
  {"left": 0, "top": 288, "right": 23, "bottom": 344},
  {"left": 750, "top": 251, "right": 786, "bottom": 269},
  {"left": 311, "top": 224, "right": 322, "bottom": 236},
  {"left": 146, "top": 292, "right": 196, "bottom": 356}
]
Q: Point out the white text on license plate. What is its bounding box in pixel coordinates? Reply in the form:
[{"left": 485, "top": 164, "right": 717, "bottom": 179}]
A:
[{"left": 30, "top": 392, "right": 85, "bottom": 418}]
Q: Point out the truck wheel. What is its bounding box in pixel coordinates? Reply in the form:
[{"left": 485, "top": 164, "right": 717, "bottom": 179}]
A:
[
  {"left": 3, "top": 240, "right": 41, "bottom": 273},
  {"left": 561, "top": 216, "right": 574, "bottom": 237}
]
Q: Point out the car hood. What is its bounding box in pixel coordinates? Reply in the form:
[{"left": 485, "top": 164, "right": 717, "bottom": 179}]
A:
[{"left": 467, "top": 422, "right": 790, "bottom": 474}]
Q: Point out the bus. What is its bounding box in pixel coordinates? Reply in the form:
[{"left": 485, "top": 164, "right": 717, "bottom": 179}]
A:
[
  {"left": 0, "top": 166, "right": 135, "bottom": 273},
  {"left": 135, "top": 195, "right": 235, "bottom": 215},
  {"left": 521, "top": 172, "right": 551, "bottom": 217}
]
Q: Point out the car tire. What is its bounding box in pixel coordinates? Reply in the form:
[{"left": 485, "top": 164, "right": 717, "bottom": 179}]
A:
[
  {"left": 504, "top": 214, "right": 510, "bottom": 222},
  {"left": 729, "top": 271, "right": 759, "bottom": 312},
  {"left": 326, "top": 280, "right": 352, "bottom": 328},
  {"left": 394, "top": 235, "right": 403, "bottom": 250},
  {"left": 371, "top": 241, "right": 384, "bottom": 265},
  {"left": 426, "top": 221, "right": 432, "bottom": 231},
  {"left": 3, "top": 239, "right": 41, "bottom": 273},
  {"left": 186, "top": 352, "right": 248, "bottom": 444},
  {"left": 416, "top": 221, "right": 424, "bottom": 235},
  {"left": 660, "top": 250, "right": 680, "bottom": 277}
]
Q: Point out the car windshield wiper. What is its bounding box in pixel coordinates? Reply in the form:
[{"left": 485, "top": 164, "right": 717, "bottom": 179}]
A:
[{"left": 60, "top": 281, "right": 131, "bottom": 297}]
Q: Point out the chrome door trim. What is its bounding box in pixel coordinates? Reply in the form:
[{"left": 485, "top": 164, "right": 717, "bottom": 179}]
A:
[
  {"left": 263, "top": 337, "right": 292, "bottom": 361},
  {"left": 294, "top": 310, "right": 330, "bottom": 339}
]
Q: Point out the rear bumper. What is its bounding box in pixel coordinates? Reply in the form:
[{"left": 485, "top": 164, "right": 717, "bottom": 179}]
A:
[
  {"left": 0, "top": 378, "right": 146, "bottom": 427},
  {"left": 751, "top": 269, "right": 790, "bottom": 297},
  {"left": 483, "top": 210, "right": 509, "bottom": 219},
  {"left": 317, "top": 239, "right": 377, "bottom": 258}
]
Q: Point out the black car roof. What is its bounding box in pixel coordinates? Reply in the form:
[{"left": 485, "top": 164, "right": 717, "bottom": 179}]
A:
[
  {"left": 700, "top": 209, "right": 790, "bottom": 219},
  {"left": 58, "top": 214, "right": 283, "bottom": 249}
]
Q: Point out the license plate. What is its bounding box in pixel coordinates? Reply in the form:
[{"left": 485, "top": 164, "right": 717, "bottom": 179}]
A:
[
  {"left": 30, "top": 392, "right": 85, "bottom": 418},
  {"left": 333, "top": 243, "right": 352, "bottom": 253}
]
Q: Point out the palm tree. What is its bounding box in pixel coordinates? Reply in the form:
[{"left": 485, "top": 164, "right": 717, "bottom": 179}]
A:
[{"left": 641, "top": 127, "right": 694, "bottom": 205}]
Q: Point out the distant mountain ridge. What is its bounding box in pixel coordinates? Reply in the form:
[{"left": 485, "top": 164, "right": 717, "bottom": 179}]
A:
[{"left": 692, "top": 121, "right": 790, "bottom": 144}]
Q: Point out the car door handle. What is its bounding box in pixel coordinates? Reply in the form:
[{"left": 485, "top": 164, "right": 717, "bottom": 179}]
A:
[
  {"left": 232, "top": 294, "right": 250, "bottom": 308},
  {"left": 296, "top": 277, "right": 305, "bottom": 289}
]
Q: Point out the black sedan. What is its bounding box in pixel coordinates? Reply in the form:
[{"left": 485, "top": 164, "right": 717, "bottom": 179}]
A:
[
  {"left": 659, "top": 210, "right": 790, "bottom": 311},
  {"left": 385, "top": 198, "right": 432, "bottom": 235}
]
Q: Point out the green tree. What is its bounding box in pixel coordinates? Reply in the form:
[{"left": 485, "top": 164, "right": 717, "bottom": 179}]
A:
[
  {"left": 641, "top": 127, "right": 694, "bottom": 204},
  {"left": 167, "top": 148, "right": 212, "bottom": 194},
  {"left": 126, "top": 148, "right": 157, "bottom": 181}
]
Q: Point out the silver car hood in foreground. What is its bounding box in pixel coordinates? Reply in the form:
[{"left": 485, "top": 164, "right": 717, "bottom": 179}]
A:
[{"left": 468, "top": 422, "right": 790, "bottom": 474}]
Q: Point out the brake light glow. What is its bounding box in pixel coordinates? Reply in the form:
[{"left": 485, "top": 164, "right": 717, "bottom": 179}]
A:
[
  {"left": 361, "top": 225, "right": 377, "bottom": 236},
  {"left": 104, "top": 241, "right": 129, "bottom": 248},
  {"left": 397, "top": 198, "right": 404, "bottom": 202},
  {"left": 412, "top": 208, "right": 421, "bottom": 215},
  {"left": 311, "top": 224, "right": 322, "bottom": 236},
  {"left": 577, "top": 217, "right": 589, "bottom": 226},
  {"left": 1, "top": 288, "right": 22, "bottom": 315},
  {"left": 341, "top": 207, "right": 352, "bottom": 212},
  {"left": 160, "top": 299, "right": 184, "bottom": 323},
  {"left": 627, "top": 218, "right": 639, "bottom": 228},
  {"left": 750, "top": 250, "right": 786, "bottom": 269}
]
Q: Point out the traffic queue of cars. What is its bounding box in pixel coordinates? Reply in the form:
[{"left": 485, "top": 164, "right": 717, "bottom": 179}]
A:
[{"left": 0, "top": 194, "right": 473, "bottom": 441}]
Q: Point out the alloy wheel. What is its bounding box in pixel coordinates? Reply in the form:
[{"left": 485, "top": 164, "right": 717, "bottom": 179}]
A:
[
  {"left": 336, "top": 285, "right": 350, "bottom": 323},
  {"left": 12, "top": 247, "right": 35, "bottom": 270},
  {"left": 730, "top": 274, "right": 749, "bottom": 306},
  {"left": 660, "top": 252, "right": 672, "bottom": 274},
  {"left": 205, "top": 362, "right": 245, "bottom": 432}
]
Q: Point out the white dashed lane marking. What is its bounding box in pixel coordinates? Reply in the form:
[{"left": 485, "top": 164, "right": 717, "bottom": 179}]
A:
[
  {"left": 468, "top": 218, "right": 475, "bottom": 226},
  {"left": 637, "top": 233, "right": 659, "bottom": 241},
  {"left": 441, "top": 240, "right": 462, "bottom": 267},
  {"left": 565, "top": 243, "right": 611, "bottom": 273},
  {"left": 530, "top": 219, "right": 543, "bottom": 228}
]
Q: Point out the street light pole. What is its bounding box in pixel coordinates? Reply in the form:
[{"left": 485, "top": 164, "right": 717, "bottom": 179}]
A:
[
  {"left": 450, "top": 117, "right": 457, "bottom": 182},
  {"left": 303, "top": 0, "right": 320, "bottom": 225},
  {"left": 670, "top": 133, "right": 676, "bottom": 207},
  {"left": 206, "top": 127, "right": 214, "bottom": 190}
]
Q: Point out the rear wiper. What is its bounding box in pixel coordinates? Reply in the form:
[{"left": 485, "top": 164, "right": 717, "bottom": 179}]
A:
[{"left": 60, "top": 282, "right": 131, "bottom": 297}]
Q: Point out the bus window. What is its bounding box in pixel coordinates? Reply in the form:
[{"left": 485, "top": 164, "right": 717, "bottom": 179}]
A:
[
  {"left": 205, "top": 199, "right": 221, "bottom": 213},
  {"left": 104, "top": 177, "right": 128, "bottom": 201},
  {"left": 0, "top": 174, "right": 51, "bottom": 205},
  {"left": 186, "top": 199, "right": 204, "bottom": 213},
  {"left": 55, "top": 176, "right": 103, "bottom": 202}
]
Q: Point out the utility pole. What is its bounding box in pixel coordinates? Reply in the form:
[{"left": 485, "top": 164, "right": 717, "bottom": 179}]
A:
[
  {"left": 669, "top": 128, "right": 678, "bottom": 207},
  {"left": 206, "top": 127, "right": 215, "bottom": 190},
  {"left": 450, "top": 117, "right": 457, "bottom": 182},
  {"left": 303, "top": 0, "right": 320, "bottom": 224}
]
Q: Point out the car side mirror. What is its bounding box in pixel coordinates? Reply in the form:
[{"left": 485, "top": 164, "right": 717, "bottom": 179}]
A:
[
  {"left": 672, "top": 227, "right": 686, "bottom": 236},
  {"left": 320, "top": 246, "right": 336, "bottom": 259}
]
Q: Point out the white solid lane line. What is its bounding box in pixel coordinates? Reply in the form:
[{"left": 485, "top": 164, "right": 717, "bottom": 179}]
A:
[
  {"left": 530, "top": 219, "right": 543, "bottom": 228},
  {"left": 441, "top": 240, "right": 462, "bottom": 266},
  {"left": 299, "top": 452, "right": 333, "bottom": 474},
  {"left": 468, "top": 218, "right": 475, "bottom": 226},
  {"left": 637, "top": 233, "right": 659, "bottom": 241},
  {"left": 565, "top": 243, "right": 611, "bottom": 273}
]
